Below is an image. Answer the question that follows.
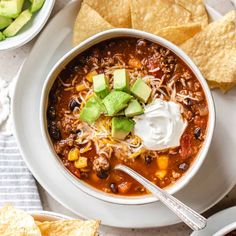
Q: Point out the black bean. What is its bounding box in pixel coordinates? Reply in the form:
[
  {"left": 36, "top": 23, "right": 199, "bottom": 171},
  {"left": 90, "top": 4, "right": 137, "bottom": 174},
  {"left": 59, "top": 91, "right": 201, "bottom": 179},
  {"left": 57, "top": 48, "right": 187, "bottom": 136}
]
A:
[
  {"left": 75, "top": 129, "right": 82, "bottom": 135},
  {"left": 49, "top": 91, "right": 57, "bottom": 104},
  {"left": 48, "top": 123, "right": 61, "bottom": 140},
  {"left": 179, "top": 163, "right": 189, "bottom": 171},
  {"left": 47, "top": 106, "right": 56, "bottom": 120},
  {"left": 97, "top": 170, "right": 109, "bottom": 179},
  {"left": 69, "top": 99, "right": 80, "bottom": 111},
  {"left": 145, "top": 156, "right": 153, "bottom": 165},
  {"left": 110, "top": 183, "right": 118, "bottom": 194},
  {"left": 185, "top": 98, "right": 193, "bottom": 107},
  {"left": 194, "top": 127, "right": 201, "bottom": 140}
]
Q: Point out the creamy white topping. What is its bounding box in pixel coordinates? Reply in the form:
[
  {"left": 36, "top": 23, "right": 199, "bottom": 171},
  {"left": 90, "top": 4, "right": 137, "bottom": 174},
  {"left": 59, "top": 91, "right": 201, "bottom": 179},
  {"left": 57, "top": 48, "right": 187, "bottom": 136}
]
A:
[{"left": 133, "top": 99, "right": 187, "bottom": 151}]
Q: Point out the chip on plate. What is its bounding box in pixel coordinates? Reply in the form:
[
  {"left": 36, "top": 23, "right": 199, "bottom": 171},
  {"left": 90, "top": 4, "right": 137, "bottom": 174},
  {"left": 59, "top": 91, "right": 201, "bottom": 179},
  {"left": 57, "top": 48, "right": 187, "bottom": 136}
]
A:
[
  {"left": 73, "top": 3, "right": 113, "bottom": 46},
  {"left": 175, "top": 0, "right": 209, "bottom": 27},
  {"left": 130, "top": 0, "right": 208, "bottom": 34},
  {"left": 156, "top": 23, "right": 202, "bottom": 45},
  {"left": 181, "top": 10, "right": 236, "bottom": 92},
  {"left": 0, "top": 205, "right": 41, "bottom": 236},
  {"left": 37, "top": 220, "right": 100, "bottom": 236},
  {"left": 84, "top": 0, "right": 131, "bottom": 27}
]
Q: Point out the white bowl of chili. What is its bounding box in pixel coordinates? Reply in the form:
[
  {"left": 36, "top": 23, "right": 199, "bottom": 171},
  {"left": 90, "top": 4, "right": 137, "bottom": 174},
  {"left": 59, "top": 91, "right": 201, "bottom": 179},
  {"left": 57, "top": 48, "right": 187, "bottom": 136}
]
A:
[{"left": 40, "top": 28, "right": 215, "bottom": 205}]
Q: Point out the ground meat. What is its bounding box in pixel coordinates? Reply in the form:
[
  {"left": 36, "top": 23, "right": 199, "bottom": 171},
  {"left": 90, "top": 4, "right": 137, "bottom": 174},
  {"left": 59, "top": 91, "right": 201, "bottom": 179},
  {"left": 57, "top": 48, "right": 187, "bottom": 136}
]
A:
[
  {"left": 54, "top": 134, "right": 76, "bottom": 154},
  {"left": 93, "top": 156, "right": 110, "bottom": 173}
]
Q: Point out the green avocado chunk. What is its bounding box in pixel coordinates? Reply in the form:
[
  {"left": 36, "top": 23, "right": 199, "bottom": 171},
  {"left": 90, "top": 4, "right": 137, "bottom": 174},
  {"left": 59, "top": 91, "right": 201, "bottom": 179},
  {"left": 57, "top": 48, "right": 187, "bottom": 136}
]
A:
[
  {"left": 125, "top": 99, "right": 144, "bottom": 117},
  {"left": 0, "top": 31, "right": 6, "bottom": 41},
  {"left": 103, "top": 91, "right": 132, "bottom": 116},
  {"left": 0, "top": 0, "right": 25, "bottom": 18},
  {"left": 30, "top": 0, "right": 45, "bottom": 13},
  {"left": 130, "top": 78, "right": 152, "bottom": 103},
  {"left": 112, "top": 117, "right": 135, "bottom": 140},
  {"left": 3, "top": 9, "right": 32, "bottom": 37},
  {"left": 80, "top": 96, "right": 106, "bottom": 124},
  {"left": 0, "top": 16, "right": 13, "bottom": 30},
  {"left": 113, "top": 69, "right": 130, "bottom": 92},
  {"left": 93, "top": 73, "right": 109, "bottom": 99}
]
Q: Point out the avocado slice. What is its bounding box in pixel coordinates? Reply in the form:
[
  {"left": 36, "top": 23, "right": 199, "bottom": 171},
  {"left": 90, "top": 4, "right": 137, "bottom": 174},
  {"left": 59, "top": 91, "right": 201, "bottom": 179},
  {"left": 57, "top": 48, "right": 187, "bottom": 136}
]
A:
[
  {"left": 113, "top": 69, "right": 130, "bottom": 92},
  {"left": 112, "top": 117, "right": 135, "bottom": 140},
  {"left": 0, "top": 16, "right": 13, "bottom": 30},
  {"left": 125, "top": 99, "right": 144, "bottom": 117},
  {"left": 0, "top": 32, "right": 6, "bottom": 41},
  {"left": 80, "top": 96, "right": 106, "bottom": 124},
  {"left": 93, "top": 74, "right": 109, "bottom": 99},
  {"left": 0, "top": 0, "right": 25, "bottom": 18},
  {"left": 30, "top": 0, "right": 45, "bottom": 13},
  {"left": 3, "top": 9, "right": 32, "bottom": 37},
  {"left": 130, "top": 78, "right": 152, "bottom": 103},
  {"left": 103, "top": 91, "right": 132, "bottom": 116}
]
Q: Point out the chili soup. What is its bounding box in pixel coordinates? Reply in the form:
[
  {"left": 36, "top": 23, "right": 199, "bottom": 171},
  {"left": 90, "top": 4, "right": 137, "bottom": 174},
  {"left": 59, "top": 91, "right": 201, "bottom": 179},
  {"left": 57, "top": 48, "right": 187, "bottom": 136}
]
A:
[{"left": 46, "top": 37, "right": 209, "bottom": 196}]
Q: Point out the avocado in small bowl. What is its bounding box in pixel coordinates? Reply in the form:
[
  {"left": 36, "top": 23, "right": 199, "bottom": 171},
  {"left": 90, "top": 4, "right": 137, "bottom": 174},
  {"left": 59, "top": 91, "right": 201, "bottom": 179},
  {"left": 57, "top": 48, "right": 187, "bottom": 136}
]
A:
[{"left": 0, "top": 0, "right": 55, "bottom": 50}]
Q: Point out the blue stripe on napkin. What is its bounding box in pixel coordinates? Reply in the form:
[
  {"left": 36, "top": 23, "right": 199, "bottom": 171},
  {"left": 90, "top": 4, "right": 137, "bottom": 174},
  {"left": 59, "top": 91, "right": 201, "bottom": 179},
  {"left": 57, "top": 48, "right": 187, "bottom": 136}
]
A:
[{"left": 0, "top": 134, "right": 42, "bottom": 211}]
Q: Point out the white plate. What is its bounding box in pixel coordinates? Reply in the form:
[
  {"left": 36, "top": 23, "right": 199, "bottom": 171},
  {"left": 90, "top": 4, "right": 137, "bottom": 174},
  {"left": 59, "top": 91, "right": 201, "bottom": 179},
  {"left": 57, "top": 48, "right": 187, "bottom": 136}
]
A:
[
  {"left": 12, "top": 1, "right": 236, "bottom": 228},
  {"left": 0, "top": 0, "right": 55, "bottom": 51},
  {"left": 191, "top": 207, "right": 236, "bottom": 236}
]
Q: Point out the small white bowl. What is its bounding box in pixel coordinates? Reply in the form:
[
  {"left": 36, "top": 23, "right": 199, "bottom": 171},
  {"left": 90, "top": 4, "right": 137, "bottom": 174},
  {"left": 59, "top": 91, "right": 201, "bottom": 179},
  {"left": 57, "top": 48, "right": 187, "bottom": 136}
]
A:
[
  {"left": 30, "top": 210, "right": 73, "bottom": 222},
  {"left": 213, "top": 222, "right": 236, "bottom": 236},
  {"left": 40, "top": 29, "right": 215, "bottom": 205},
  {"left": 0, "top": 0, "right": 55, "bottom": 51}
]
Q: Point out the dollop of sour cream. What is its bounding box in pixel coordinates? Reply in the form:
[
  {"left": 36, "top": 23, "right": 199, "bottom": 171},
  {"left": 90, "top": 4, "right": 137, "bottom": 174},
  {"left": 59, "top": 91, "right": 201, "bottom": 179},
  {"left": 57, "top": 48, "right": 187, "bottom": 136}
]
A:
[{"left": 133, "top": 99, "right": 187, "bottom": 151}]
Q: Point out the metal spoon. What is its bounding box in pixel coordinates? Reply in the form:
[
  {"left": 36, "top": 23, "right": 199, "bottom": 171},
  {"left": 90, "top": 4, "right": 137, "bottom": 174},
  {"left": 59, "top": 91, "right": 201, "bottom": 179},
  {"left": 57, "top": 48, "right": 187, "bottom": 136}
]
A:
[{"left": 115, "top": 164, "right": 207, "bottom": 231}]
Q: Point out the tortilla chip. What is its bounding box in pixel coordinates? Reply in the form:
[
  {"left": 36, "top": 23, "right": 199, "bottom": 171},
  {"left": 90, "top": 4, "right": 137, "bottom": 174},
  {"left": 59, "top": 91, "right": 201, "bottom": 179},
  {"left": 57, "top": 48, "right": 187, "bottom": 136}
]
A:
[
  {"left": 181, "top": 11, "right": 236, "bottom": 92},
  {"left": 84, "top": 0, "right": 131, "bottom": 27},
  {"left": 131, "top": 0, "right": 190, "bottom": 32},
  {"left": 175, "top": 0, "right": 209, "bottom": 27},
  {"left": 73, "top": 3, "right": 113, "bottom": 46},
  {"left": 156, "top": 23, "right": 202, "bottom": 45},
  {"left": 0, "top": 205, "right": 41, "bottom": 236},
  {"left": 37, "top": 220, "right": 100, "bottom": 236},
  {"left": 130, "top": 0, "right": 207, "bottom": 33}
]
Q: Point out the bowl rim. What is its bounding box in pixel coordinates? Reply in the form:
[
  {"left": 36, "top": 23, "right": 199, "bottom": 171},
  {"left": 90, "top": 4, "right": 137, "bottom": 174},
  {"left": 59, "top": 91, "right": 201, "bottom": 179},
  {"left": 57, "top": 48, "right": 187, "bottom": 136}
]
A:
[
  {"left": 29, "top": 210, "right": 73, "bottom": 221},
  {"left": 0, "top": 0, "right": 55, "bottom": 51},
  {"left": 40, "top": 28, "right": 215, "bottom": 205},
  {"left": 213, "top": 221, "right": 236, "bottom": 236}
]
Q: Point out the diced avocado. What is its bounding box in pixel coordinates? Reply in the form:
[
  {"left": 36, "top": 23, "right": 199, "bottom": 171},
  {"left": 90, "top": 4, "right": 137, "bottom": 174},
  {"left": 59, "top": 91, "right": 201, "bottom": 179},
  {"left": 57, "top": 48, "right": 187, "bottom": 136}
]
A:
[
  {"left": 0, "top": 0, "right": 25, "bottom": 18},
  {"left": 0, "top": 16, "right": 13, "bottom": 30},
  {"left": 112, "top": 117, "right": 135, "bottom": 140},
  {"left": 80, "top": 96, "right": 106, "bottom": 124},
  {"left": 125, "top": 99, "right": 144, "bottom": 117},
  {"left": 113, "top": 69, "right": 130, "bottom": 92},
  {"left": 130, "top": 78, "right": 152, "bottom": 103},
  {"left": 93, "top": 74, "right": 109, "bottom": 99},
  {"left": 30, "top": 0, "right": 45, "bottom": 13},
  {"left": 3, "top": 9, "right": 32, "bottom": 37},
  {"left": 0, "top": 32, "right": 6, "bottom": 41},
  {"left": 103, "top": 91, "right": 132, "bottom": 116}
]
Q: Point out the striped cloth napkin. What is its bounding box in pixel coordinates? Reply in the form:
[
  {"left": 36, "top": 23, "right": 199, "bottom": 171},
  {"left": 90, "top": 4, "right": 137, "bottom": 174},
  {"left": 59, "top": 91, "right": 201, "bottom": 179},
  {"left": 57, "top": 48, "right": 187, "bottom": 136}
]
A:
[
  {"left": 0, "top": 134, "right": 42, "bottom": 211},
  {"left": 0, "top": 78, "right": 42, "bottom": 211}
]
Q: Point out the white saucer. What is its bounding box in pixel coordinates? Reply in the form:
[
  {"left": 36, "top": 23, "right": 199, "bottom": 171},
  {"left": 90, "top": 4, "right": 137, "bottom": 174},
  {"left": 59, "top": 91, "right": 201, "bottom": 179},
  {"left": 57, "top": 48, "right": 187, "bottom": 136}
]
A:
[
  {"left": 191, "top": 207, "right": 236, "bottom": 236},
  {"left": 12, "top": 1, "right": 236, "bottom": 228}
]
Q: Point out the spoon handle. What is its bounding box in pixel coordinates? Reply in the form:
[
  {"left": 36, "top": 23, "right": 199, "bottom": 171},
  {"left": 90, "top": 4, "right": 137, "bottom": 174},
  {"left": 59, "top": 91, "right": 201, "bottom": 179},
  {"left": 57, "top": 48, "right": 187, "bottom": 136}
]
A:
[{"left": 115, "top": 164, "right": 206, "bottom": 231}]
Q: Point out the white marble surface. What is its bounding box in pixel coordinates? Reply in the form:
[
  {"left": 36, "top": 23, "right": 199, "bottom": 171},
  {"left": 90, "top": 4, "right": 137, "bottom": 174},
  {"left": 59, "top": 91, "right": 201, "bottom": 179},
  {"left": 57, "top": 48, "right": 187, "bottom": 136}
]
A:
[{"left": 0, "top": 0, "right": 235, "bottom": 235}]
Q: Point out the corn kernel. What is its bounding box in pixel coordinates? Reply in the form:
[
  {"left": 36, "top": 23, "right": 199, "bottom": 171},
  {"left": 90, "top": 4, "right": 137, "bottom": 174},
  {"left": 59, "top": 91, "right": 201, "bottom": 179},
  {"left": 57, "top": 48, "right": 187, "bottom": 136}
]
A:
[
  {"left": 86, "top": 70, "right": 97, "bottom": 83},
  {"left": 155, "top": 170, "right": 167, "bottom": 179},
  {"left": 128, "top": 58, "right": 142, "bottom": 68},
  {"left": 75, "top": 157, "right": 88, "bottom": 169},
  {"left": 76, "top": 84, "right": 86, "bottom": 92},
  {"left": 157, "top": 155, "right": 169, "bottom": 170},
  {"left": 68, "top": 148, "right": 80, "bottom": 161}
]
